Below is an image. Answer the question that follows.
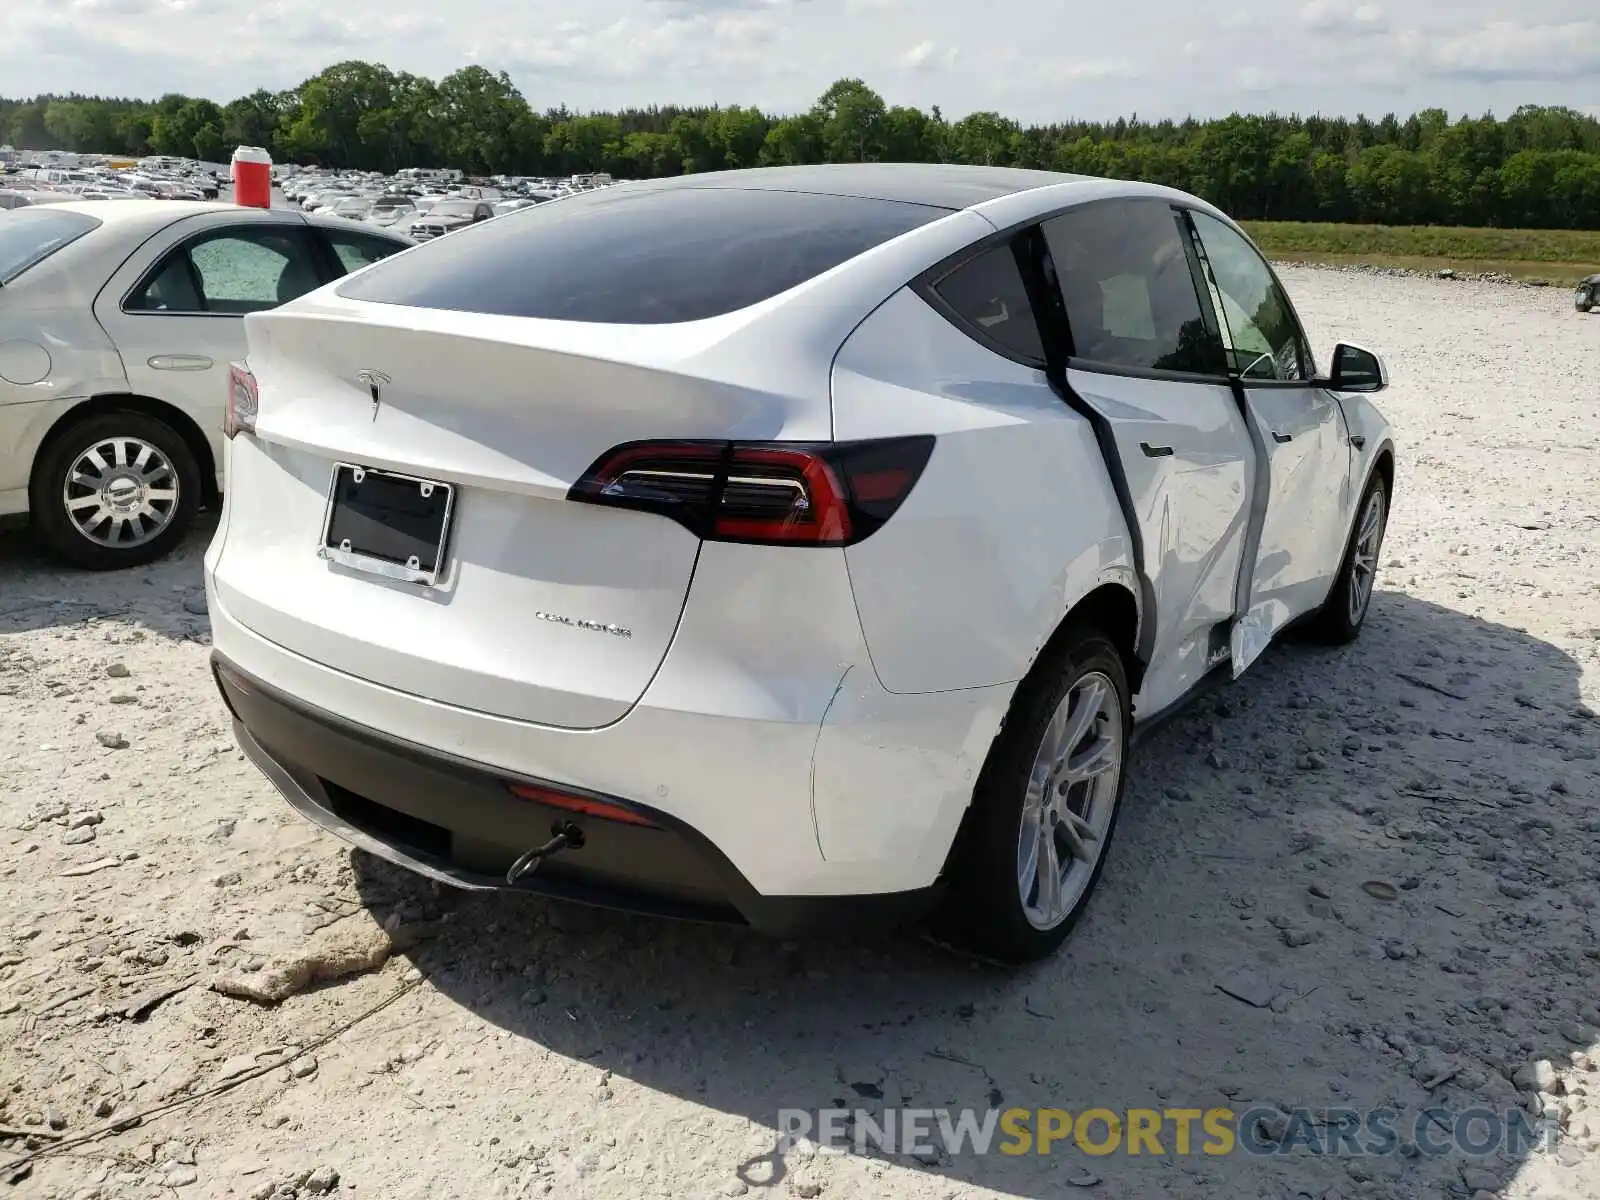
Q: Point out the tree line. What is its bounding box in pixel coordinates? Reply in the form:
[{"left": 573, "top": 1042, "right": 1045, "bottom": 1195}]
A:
[{"left": 5, "top": 62, "right": 1600, "bottom": 229}]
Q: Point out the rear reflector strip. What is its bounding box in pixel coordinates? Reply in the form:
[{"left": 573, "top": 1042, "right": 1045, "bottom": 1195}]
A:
[{"left": 506, "top": 782, "right": 660, "bottom": 828}]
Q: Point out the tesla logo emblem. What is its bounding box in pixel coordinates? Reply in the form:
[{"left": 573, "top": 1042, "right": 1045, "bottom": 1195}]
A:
[{"left": 356, "top": 369, "right": 391, "bottom": 420}]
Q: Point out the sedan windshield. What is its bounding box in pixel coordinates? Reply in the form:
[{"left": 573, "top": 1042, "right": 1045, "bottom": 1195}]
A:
[
  {"left": 431, "top": 201, "right": 476, "bottom": 218},
  {"left": 0, "top": 208, "right": 102, "bottom": 284},
  {"left": 335, "top": 199, "right": 374, "bottom": 215}
]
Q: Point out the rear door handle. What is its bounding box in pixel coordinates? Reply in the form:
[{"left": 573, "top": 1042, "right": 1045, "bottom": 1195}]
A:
[
  {"left": 1271, "top": 431, "right": 1292, "bottom": 443},
  {"left": 148, "top": 355, "right": 214, "bottom": 372},
  {"left": 1140, "top": 442, "right": 1174, "bottom": 458}
]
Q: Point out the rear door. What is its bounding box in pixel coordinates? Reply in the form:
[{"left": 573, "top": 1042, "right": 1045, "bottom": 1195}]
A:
[
  {"left": 1185, "top": 210, "right": 1350, "bottom": 670},
  {"left": 1037, "top": 200, "right": 1256, "bottom": 719},
  {"left": 95, "top": 214, "right": 331, "bottom": 474}
]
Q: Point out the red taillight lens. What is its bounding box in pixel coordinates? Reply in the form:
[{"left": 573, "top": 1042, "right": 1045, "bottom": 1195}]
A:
[
  {"left": 224, "top": 361, "right": 259, "bottom": 439},
  {"left": 568, "top": 436, "right": 934, "bottom": 547}
]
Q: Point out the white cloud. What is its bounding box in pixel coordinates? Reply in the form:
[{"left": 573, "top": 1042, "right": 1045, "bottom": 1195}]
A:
[
  {"left": 1, "top": 0, "right": 1598, "bottom": 123},
  {"left": 900, "top": 40, "right": 957, "bottom": 72},
  {"left": 1300, "top": 0, "right": 1388, "bottom": 34},
  {"left": 1046, "top": 60, "right": 1141, "bottom": 83},
  {"left": 1236, "top": 65, "right": 1277, "bottom": 91},
  {"left": 1415, "top": 21, "right": 1600, "bottom": 82}
]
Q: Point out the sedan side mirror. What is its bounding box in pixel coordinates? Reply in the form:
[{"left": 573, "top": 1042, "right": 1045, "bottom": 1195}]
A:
[{"left": 1326, "top": 342, "right": 1388, "bottom": 393}]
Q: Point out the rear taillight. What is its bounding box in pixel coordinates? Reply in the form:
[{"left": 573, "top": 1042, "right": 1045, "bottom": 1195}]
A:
[
  {"left": 569, "top": 436, "right": 934, "bottom": 547},
  {"left": 224, "top": 361, "right": 258, "bottom": 439}
]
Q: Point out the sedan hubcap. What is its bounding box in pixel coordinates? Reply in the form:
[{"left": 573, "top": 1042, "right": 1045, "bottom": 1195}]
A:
[
  {"left": 1016, "top": 671, "right": 1123, "bottom": 931},
  {"left": 1348, "top": 490, "right": 1387, "bottom": 624},
  {"left": 62, "top": 436, "right": 179, "bottom": 549}
]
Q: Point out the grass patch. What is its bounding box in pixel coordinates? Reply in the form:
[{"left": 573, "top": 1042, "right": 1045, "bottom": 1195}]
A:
[{"left": 1241, "top": 221, "right": 1600, "bottom": 284}]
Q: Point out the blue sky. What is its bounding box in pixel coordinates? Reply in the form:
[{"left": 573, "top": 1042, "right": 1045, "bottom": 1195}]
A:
[{"left": 5, "top": 0, "right": 1599, "bottom": 122}]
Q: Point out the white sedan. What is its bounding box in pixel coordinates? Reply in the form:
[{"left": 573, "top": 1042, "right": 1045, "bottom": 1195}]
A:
[
  {"left": 0, "top": 200, "right": 411, "bottom": 569},
  {"left": 207, "top": 165, "right": 1394, "bottom": 962}
]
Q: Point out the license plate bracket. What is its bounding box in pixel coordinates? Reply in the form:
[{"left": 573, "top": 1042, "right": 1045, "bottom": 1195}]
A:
[{"left": 318, "top": 463, "right": 455, "bottom": 586}]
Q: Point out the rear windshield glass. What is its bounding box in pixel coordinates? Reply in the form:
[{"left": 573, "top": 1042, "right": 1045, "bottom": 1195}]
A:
[
  {"left": 337, "top": 185, "right": 946, "bottom": 324},
  {"left": 0, "top": 208, "right": 101, "bottom": 284}
]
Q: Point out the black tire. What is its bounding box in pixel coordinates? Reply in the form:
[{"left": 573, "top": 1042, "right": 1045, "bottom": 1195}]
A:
[
  {"left": 29, "top": 411, "right": 201, "bottom": 571},
  {"left": 1578, "top": 296, "right": 1594, "bottom": 314},
  {"left": 933, "top": 624, "right": 1131, "bottom": 965},
  {"left": 1307, "top": 474, "right": 1389, "bottom": 644}
]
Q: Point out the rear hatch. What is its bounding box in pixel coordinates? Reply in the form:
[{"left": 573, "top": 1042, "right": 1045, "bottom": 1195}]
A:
[
  {"left": 214, "top": 305, "right": 832, "bottom": 728},
  {"left": 210, "top": 183, "right": 956, "bottom": 729}
]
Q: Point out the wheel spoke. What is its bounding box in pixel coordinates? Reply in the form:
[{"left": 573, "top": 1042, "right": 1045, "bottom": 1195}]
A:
[
  {"left": 132, "top": 444, "right": 152, "bottom": 472},
  {"left": 1061, "top": 734, "right": 1118, "bottom": 786},
  {"left": 1057, "top": 809, "right": 1098, "bottom": 864},
  {"left": 1035, "top": 827, "right": 1063, "bottom": 920},
  {"left": 66, "top": 494, "right": 103, "bottom": 513},
  {"left": 1053, "top": 680, "right": 1105, "bottom": 770},
  {"left": 145, "top": 487, "right": 177, "bottom": 504}
]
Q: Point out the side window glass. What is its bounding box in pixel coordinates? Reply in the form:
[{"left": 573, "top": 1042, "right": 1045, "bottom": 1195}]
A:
[
  {"left": 187, "top": 230, "right": 324, "bottom": 315},
  {"left": 1188, "top": 211, "right": 1307, "bottom": 381},
  {"left": 127, "top": 252, "right": 203, "bottom": 312},
  {"left": 929, "top": 241, "right": 1044, "bottom": 362},
  {"left": 1041, "top": 201, "right": 1226, "bottom": 376},
  {"left": 325, "top": 230, "right": 406, "bottom": 276}
]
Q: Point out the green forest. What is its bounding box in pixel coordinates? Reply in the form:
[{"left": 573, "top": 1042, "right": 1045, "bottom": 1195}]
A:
[{"left": 5, "top": 62, "right": 1600, "bottom": 230}]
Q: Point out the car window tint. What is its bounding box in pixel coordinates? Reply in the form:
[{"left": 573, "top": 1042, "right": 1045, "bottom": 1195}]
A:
[
  {"left": 338, "top": 185, "right": 945, "bottom": 324},
  {"left": 128, "top": 254, "right": 203, "bottom": 312},
  {"left": 187, "top": 229, "right": 323, "bottom": 315},
  {"left": 930, "top": 242, "right": 1044, "bottom": 362},
  {"left": 0, "top": 208, "right": 101, "bottom": 284},
  {"left": 1041, "top": 201, "right": 1226, "bottom": 376},
  {"left": 1188, "top": 211, "right": 1307, "bottom": 381},
  {"left": 324, "top": 229, "right": 407, "bottom": 275}
]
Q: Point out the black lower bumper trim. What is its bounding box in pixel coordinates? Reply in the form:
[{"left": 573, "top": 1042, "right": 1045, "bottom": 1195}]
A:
[{"left": 212, "top": 652, "right": 940, "bottom": 937}]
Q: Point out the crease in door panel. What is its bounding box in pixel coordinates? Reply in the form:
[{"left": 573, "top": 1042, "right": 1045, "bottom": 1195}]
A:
[{"left": 809, "top": 664, "right": 852, "bottom": 860}]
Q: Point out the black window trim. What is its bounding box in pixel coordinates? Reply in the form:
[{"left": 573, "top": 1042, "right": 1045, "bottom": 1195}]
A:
[
  {"left": 918, "top": 193, "right": 1328, "bottom": 390},
  {"left": 120, "top": 221, "right": 329, "bottom": 318},
  {"left": 1043, "top": 196, "right": 1233, "bottom": 386},
  {"left": 1178, "top": 207, "right": 1320, "bottom": 389},
  {"left": 910, "top": 227, "right": 1049, "bottom": 370},
  {"left": 926, "top": 196, "right": 1237, "bottom": 387}
]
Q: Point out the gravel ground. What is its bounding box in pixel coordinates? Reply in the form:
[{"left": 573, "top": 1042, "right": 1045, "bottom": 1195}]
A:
[{"left": 2, "top": 266, "right": 1598, "bottom": 1200}]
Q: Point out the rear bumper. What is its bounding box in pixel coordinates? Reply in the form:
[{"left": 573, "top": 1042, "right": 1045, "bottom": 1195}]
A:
[
  {"left": 214, "top": 653, "right": 938, "bottom": 935},
  {"left": 204, "top": 439, "right": 1014, "bottom": 906}
]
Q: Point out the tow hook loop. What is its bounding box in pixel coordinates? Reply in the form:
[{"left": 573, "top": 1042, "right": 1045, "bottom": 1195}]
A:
[{"left": 505, "top": 821, "right": 585, "bottom": 885}]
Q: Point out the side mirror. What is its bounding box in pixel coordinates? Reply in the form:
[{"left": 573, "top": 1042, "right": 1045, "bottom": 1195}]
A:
[{"left": 1326, "top": 342, "right": 1388, "bottom": 393}]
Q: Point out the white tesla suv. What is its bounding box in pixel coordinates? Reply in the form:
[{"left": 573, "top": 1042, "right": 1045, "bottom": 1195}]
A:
[{"left": 205, "top": 165, "right": 1394, "bottom": 962}]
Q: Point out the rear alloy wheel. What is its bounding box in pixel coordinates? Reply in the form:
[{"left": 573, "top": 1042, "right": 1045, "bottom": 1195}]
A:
[
  {"left": 30, "top": 412, "right": 201, "bottom": 571},
  {"left": 1309, "top": 477, "right": 1388, "bottom": 644},
  {"left": 936, "top": 625, "right": 1130, "bottom": 964}
]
